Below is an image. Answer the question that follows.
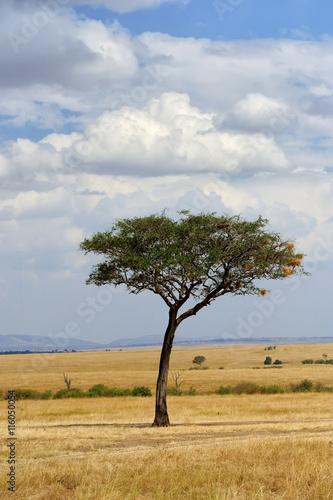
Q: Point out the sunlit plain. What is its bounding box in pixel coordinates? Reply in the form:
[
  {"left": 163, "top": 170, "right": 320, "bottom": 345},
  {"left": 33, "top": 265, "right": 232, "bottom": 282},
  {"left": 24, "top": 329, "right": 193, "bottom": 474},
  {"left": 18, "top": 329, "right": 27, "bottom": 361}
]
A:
[{"left": 1, "top": 343, "right": 333, "bottom": 499}]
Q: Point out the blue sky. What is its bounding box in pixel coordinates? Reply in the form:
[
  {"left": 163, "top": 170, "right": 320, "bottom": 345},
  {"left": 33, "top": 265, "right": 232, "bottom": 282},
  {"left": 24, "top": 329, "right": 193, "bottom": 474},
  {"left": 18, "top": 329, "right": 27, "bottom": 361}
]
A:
[
  {"left": 75, "top": 0, "right": 333, "bottom": 41},
  {"left": 0, "top": 0, "right": 332, "bottom": 346}
]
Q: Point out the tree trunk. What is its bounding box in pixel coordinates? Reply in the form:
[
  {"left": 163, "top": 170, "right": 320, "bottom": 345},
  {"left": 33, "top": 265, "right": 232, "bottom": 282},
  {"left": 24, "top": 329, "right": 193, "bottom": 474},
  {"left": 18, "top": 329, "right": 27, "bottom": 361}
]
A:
[{"left": 152, "top": 308, "right": 178, "bottom": 427}]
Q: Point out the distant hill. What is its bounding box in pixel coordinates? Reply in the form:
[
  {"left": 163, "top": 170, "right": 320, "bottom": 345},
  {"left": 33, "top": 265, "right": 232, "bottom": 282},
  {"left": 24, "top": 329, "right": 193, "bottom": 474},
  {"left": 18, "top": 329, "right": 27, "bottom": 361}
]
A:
[
  {"left": 0, "top": 335, "right": 103, "bottom": 352},
  {"left": 0, "top": 334, "right": 332, "bottom": 352},
  {"left": 107, "top": 334, "right": 333, "bottom": 348},
  {"left": 106, "top": 334, "right": 192, "bottom": 347}
]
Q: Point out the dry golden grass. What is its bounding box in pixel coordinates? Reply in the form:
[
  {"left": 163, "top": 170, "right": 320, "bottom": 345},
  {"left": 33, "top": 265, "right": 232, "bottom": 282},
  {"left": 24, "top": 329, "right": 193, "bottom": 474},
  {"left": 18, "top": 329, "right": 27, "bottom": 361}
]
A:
[
  {"left": 1, "top": 344, "right": 333, "bottom": 499},
  {"left": 0, "top": 395, "right": 333, "bottom": 499},
  {"left": 1, "top": 343, "right": 333, "bottom": 393},
  {"left": 1, "top": 436, "right": 333, "bottom": 499}
]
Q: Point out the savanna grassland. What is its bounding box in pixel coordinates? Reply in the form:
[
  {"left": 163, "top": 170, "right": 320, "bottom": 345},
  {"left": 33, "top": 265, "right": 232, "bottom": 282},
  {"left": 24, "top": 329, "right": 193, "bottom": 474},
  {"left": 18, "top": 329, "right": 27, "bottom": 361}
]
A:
[{"left": 1, "top": 343, "right": 333, "bottom": 499}]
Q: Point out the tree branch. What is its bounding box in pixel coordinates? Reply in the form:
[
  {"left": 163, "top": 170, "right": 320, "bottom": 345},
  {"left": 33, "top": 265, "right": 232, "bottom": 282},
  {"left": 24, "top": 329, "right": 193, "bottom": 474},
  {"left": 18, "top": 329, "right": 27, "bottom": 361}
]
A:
[{"left": 176, "top": 271, "right": 230, "bottom": 325}]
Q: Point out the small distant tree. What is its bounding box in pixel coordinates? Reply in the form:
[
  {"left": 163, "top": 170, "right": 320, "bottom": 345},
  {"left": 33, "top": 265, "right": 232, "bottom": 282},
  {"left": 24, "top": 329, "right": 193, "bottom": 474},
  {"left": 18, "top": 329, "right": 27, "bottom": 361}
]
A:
[
  {"left": 264, "top": 356, "right": 272, "bottom": 365},
  {"left": 273, "top": 359, "right": 283, "bottom": 365},
  {"left": 80, "top": 211, "right": 307, "bottom": 426},
  {"left": 63, "top": 373, "right": 71, "bottom": 390},
  {"left": 193, "top": 355, "right": 206, "bottom": 367},
  {"left": 323, "top": 353, "right": 328, "bottom": 362},
  {"left": 171, "top": 371, "right": 186, "bottom": 394}
]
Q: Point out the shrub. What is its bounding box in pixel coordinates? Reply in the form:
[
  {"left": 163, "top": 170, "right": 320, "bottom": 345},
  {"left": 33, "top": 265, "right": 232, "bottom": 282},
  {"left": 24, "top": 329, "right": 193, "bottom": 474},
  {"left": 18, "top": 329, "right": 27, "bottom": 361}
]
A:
[
  {"left": 232, "top": 382, "right": 260, "bottom": 395},
  {"left": 315, "top": 359, "right": 325, "bottom": 364},
  {"left": 132, "top": 386, "right": 152, "bottom": 397},
  {"left": 40, "top": 390, "right": 53, "bottom": 400},
  {"left": 216, "top": 385, "right": 232, "bottom": 395},
  {"left": 202, "top": 366, "right": 209, "bottom": 370},
  {"left": 186, "top": 386, "right": 197, "bottom": 395},
  {"left": 273, "top": 359, "right": 283, "bottom": 365},
  {"left": 15, "top": 388, "right": 41, "bottom": 400},
  {"left": 325, "top": 359, "right": 333, "bottom": 364},
  {"left": 291, "top": 379, "right": 313, "bottom": 392},
  {"left": 53, "top": 388, "right": 86, "bottom": 399},
  {"left": 264, "top": 356, "right": 272, "bottom": 365},
  {"left": 86, "top": 384, "right": 113, "bottom": 397},
  {"left": 302, "top": 359, "right": 314, "bottom": 364},
  {"left": 109, "top": 388, "right": 132, "bottom": 397},
  {"left": 313, "top": 383, "right": 333, "bottom": 393},
  {"left": 167, "top": 387, "right": 182, "bottom": 396},
  {"left": 189, "top": 366, "right": 200, "bottom": 370},
  {"left": 218, "top": 366, "right": 224, "bottom": 370},
  {"left": 260, "top": 385, "right": 284, "bottom": 394},
  {"left": 89, "top": 386, "right": 132, "bottom": 397}
]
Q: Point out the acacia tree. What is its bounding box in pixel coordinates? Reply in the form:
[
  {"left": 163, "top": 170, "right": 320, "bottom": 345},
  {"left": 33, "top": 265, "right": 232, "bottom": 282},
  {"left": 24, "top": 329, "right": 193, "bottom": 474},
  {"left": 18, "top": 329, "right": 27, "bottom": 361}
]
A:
[
  {"left": 193, "top": 356, "right": 206, "bottom": 367},
  {"left": 79, "top": 211, "right": 307, "bottom": 427}
]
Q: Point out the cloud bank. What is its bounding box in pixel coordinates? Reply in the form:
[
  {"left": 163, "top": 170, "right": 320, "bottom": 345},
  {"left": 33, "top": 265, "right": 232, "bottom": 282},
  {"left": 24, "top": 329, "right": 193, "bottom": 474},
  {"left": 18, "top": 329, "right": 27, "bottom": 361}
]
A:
[{"left": 0, "top": 3, "right": 332, "bottom": 340}]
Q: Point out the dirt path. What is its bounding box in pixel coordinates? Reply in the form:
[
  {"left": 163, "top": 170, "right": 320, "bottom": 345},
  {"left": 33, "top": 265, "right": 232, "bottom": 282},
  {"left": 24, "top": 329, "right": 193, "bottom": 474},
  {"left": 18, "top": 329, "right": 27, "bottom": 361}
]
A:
[
  {"left": 17, "top": 419, "right": 333, "bottom": 461},
  {"left": 22, "top": 418, "right": 333, "bottom": 429},
  {"left": 81, "top": 427, "right": 333, "bottom": 451}
]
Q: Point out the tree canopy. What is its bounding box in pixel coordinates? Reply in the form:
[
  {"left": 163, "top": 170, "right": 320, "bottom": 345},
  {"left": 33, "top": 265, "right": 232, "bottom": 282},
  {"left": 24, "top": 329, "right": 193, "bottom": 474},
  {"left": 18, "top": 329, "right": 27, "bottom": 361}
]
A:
[
  {"left": 80, "top": 211, "right": 307, "bottom": 426},
  {"left": 80, "top": 211, "right": 305, "bottom": 309},
  {"left": 193, "top": 356, "right": 206, "bottom": 367}
]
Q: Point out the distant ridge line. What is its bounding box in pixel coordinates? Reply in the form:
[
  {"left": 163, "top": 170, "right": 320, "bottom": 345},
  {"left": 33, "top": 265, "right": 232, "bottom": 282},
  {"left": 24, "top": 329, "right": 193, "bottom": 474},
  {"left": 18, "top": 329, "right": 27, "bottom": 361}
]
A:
[
  {"left": 0, "top": 333, "right": 332, "bottom": 352},
  {"left": 106, "top": 335, "right": 333, "bottom": 348}
]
